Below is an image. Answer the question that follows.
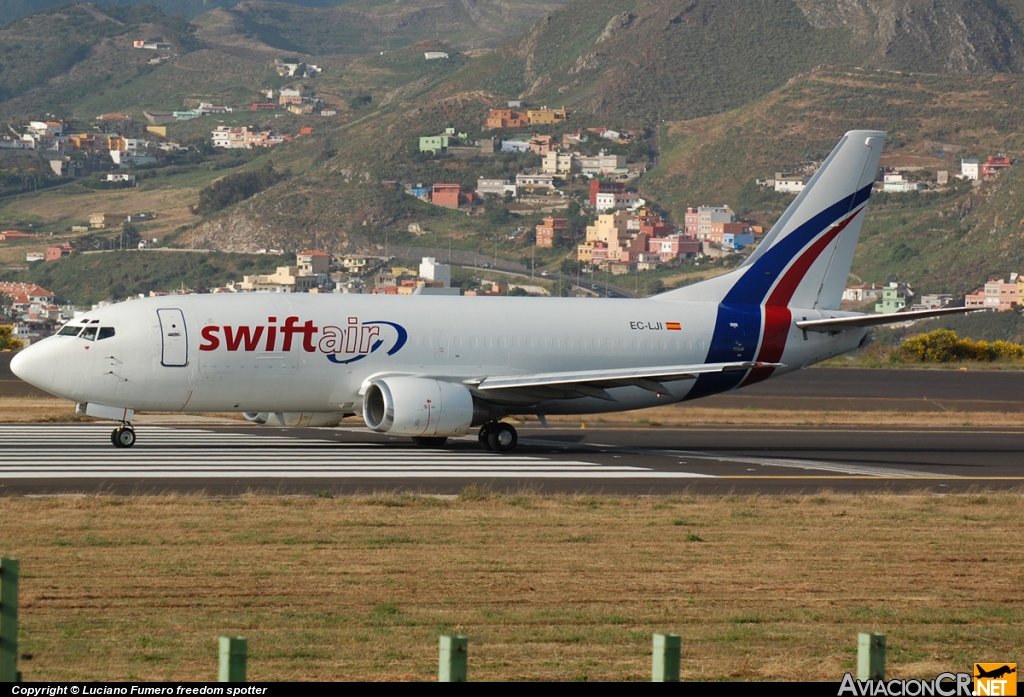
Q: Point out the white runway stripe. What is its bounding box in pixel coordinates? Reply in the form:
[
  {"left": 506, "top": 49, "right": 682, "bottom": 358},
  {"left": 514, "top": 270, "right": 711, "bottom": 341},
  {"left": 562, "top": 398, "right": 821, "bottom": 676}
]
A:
[{"left": 0, "top": 425, "right": 717, "bottom": 480}]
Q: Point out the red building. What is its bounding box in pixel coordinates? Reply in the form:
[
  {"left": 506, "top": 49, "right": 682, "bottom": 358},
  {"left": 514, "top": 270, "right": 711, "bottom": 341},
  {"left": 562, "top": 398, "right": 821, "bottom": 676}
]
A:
[
  {"left": 535, "top": 216, "right": 568, "bottom": 248},
  {"left": 45, "top": 245, "right": 72, "bottom": 262},
  {"left": 250, "top": 103, "right": 277, "bottom": 111},
  {"left": 982, "top": 156, "right": 1012, "bottom": 179},
  {"left": 431, "top": 184, "right": 461, "bottom": 209},
  {"left": 485, "top": 109, "right": 528, "bottom": 129},
  {"left": 589, "top": 179, "right": 625, "bottom": 206},
  {"left": 684, "top": 207, "right": 699, "bottom": 237}
]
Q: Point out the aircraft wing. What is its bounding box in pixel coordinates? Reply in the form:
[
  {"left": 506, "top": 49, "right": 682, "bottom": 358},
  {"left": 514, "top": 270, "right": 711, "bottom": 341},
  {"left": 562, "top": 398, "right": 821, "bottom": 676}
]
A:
[
  {"left": 468, "top": 361, "right": 780, "bottom": 401},
  {"left": 795, "top": 306, "right": 979, "bottom": 333}
]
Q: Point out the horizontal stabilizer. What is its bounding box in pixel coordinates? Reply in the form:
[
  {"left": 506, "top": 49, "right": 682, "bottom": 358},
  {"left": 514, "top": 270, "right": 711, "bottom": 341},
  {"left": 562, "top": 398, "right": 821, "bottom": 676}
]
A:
[
  {"left": 471, "top": 361, "right": 782, "bottom": 392},
  {"left": 795, "top": 306, "right": 980, "bottom": 333}
]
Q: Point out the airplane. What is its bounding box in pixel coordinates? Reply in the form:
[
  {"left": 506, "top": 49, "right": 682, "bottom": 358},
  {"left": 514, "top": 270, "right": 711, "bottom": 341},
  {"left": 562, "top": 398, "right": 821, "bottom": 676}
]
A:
[{"left": 11, "top": 130, "right": 974, "bottom": 451}]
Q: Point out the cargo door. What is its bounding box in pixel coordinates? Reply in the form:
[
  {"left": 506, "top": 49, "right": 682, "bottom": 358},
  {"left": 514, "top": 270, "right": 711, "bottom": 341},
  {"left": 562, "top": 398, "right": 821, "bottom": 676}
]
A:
[{"left": 157, "top": 308, "right": 188, "bottom": 367}]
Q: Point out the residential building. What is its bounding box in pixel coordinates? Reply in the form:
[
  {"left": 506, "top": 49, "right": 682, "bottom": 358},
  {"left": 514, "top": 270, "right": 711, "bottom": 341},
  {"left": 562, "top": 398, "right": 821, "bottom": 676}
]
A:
[
  {"left": 45, "top": 245, "right": 73, "bottom": 261},
  {"left": 882, "top": 174, "right": 926, "bottom": 192},
  {"left": 419, "top": 257, "right": 451, "bottom": 287},
  {"left": 250, "top": 103, "right": 277, "bottom": 111},
  {"left": 542, "top": 151, "right": 576, "bottom": 176},
  {"left": 500, "top": 139, "right": 530, "bottom": 153},
  {"left": 476, "top": 178, "right": 516, "bottom": 198},
  {"left": 424, "top": 52, "right": 449, "bottom": 60},
  {"left": 647, "top": 235, "right": 699, "bottom": 261},
  {"left": 279, "top": 89, "right": 303, "bottom": 106},
  {"left": 577, "top": 151, "right": 625, "bottom": 176},
  {"left": 515, "top": 173, "right": 556, "bottom": 191},
  {"left": 419, "top": 135, "right": 450, "bottom": 154},
  {"left": 431, "top": 184, "right": 461, "bottom": 208},
  {"left": 211, "top": 126, "right": 284, "bottom": 149},
  {"left": 595, "top": 191, "right": 642, "bottom": 212},
  {"left": 981, "top": 155, "right": 1012, "bottom": 179},
  {"left": 238, "top": 265, "right": 317, "bottom": 293},
  {"left": 696, "top": 206, "right": 735, "bottom": 241},
  {"left": 28, "top": 121, "right": 64, "bottom": 137},
  {"left": 842, "top": 284, "right": 884, "bottom": 303},
  {"left": 874, "top": 282, "right": 911, "bottom": 314},
  {"left": 526, "top": 107, "right": 568, "bottom": 125},
  {"left": 577, "top": 211, "right": 631, "bottom": 264},
  {"left": 975, "top": 275, "right": 1019, "bottom": 311},
  {"left": 589, "top": 179, "right": 624, "bottom": 206},
  {"left": 535, "top": 217, "right": 568, "bottom": 248},
  {"left": 708, "top": 222, "right": 750, "bottom": 245},
  {"left": 961, "top": 159, "right": 979, "bottom": 181},
  {"left": 105, "top": 174, "right": 136, "bottom": 184},
  {"left": 89, "top": 213, "right": 126, "bottom": 229},
  {"left": 528, "top": 135, "right": 555, "bottom": 155},
  {"left": 297, "top": 250, "right": 330, "bottom": 276},
  {"left": 562, "top": 131, "right": 588, "bottom": 146},
  {"left": 486, "top": 110, "right": 528, "bottom": 129},
  {"left": 684, "top": 207, "right": 699, "bottom": 237},
  {"left": 774, "top": 173, "right": 809, "bottom": 193}
]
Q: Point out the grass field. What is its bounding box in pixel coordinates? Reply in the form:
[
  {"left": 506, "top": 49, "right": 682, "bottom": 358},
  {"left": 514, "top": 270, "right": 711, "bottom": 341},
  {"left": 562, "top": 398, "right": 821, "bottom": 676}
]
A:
[{"left": 1, "top": 492, "right": 1020, "bottom": 681}]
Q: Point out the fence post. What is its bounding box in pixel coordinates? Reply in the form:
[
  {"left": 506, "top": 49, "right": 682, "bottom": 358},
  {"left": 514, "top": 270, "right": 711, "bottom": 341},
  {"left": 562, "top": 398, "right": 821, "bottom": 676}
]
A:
[
  {"left": 652, "top": 633, "right": 681, "bottom": 682},
  {"left": 857, "top": 633, "right": 885, "bottom": 681},
  {"left": 218, "top": 636, "right": 246, "bottom": 682},
  {"left": 438, "top": 635, "right": 467, "bottom": 682},
  {"left": 0, "top": 558, "right": 18, "bottom": 683}
]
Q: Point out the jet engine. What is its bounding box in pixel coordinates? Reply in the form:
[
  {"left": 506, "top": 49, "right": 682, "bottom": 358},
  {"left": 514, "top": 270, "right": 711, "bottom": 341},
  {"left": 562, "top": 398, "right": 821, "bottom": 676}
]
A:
[
  {"left": 363, "top": 376, "right": 493, "bottom": 436},
  {"left": 242, "top": 412, "right": 349, "bottom": 427}
]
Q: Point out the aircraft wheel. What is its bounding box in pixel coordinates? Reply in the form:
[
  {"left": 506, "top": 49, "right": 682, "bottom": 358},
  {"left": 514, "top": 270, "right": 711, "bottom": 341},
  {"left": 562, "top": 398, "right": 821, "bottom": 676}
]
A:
[
  {"left": 412, "top": 436, "right": 448, "bottom": 448},
  {"left": 113, "top": 427, "right": 136, "bottom": 449},
  {"left": 487, "top": 423, "right": 518, "bottom": 453},
  {"left": 110, "top": 429, "right": 122, "bottom": 448},
  {"left": 478, "top": 423, "right": 495, "bottom": 451}
]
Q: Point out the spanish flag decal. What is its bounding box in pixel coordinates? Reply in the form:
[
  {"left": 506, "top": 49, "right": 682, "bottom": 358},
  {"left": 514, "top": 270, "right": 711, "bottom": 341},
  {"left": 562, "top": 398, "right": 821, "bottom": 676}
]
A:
[{"left": 666, "top": 322, "right": 681, "bottom": 330}]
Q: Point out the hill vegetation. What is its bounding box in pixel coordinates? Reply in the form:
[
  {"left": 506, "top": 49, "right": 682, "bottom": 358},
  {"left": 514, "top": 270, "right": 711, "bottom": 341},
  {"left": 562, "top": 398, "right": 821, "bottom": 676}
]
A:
[{"left": 5, "top": 249, "right": 282, "bottom": 304}]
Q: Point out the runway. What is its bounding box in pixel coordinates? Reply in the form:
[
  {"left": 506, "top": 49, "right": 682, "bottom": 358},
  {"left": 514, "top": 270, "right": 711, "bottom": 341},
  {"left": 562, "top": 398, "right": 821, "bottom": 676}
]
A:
[{"left": 2, "top": 422, "right": 1021, "bottom": 495}]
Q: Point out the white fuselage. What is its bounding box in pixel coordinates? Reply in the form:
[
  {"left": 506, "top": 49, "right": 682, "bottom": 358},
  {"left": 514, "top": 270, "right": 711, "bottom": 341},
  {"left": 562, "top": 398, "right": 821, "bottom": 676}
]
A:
[{"left": 18, "top": 293, "right": 865, "bottom": 416}]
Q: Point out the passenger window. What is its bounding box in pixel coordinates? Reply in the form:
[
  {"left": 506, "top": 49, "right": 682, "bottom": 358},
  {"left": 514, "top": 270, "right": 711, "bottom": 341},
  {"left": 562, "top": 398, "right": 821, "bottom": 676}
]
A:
[
  {"left": 80, "top": 327, "right": 97, "bottom": 341},
  {"left": 58, "top": 325, "right": 82, "bottom": 336},
  {"left": 98, "top": 327, "right": 115, "bottom": 340}
]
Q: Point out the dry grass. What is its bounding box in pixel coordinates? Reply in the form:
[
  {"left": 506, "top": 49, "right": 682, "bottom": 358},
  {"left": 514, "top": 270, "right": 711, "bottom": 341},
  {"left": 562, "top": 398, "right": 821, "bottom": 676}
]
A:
[
  {"left": 0, "top": 397, "right": 86, "bottom": 422},
  {"left": 1, "top": 493, "right": 1020, "bottom": 681}
]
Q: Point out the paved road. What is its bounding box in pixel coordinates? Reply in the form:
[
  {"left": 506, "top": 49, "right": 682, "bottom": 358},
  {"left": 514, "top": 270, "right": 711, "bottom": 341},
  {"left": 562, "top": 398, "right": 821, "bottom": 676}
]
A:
[{"left": 2, "top": 422, "right": 1021, "bottom": 496}]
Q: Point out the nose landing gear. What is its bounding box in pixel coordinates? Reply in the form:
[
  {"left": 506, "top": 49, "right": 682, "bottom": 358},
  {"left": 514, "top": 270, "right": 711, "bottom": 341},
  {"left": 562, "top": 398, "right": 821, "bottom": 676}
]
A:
[
  {"left": 110, "top": 424, "right": 136, "bottom": 448},
  {"left": 478, "top": 421, "right": 518, "bottom": 452}
]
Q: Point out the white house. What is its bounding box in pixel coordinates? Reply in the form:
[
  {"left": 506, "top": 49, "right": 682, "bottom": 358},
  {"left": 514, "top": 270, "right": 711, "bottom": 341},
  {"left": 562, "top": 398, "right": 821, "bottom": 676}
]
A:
[
  {"left": 961, "top": 159, "right": 979, "bottom": 181},
  {"left": 774, "top": 173, "right": 809, "bottom": 193}
]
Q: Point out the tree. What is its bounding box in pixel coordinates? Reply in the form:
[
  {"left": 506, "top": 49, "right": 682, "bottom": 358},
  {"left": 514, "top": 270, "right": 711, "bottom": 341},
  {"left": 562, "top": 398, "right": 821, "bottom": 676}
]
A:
[{"left": 0, "top": 325, "right": 23, "bottom": 351}]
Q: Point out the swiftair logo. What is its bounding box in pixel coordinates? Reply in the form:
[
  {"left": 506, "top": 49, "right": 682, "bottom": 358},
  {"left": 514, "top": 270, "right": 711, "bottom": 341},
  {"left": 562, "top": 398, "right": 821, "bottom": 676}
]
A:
[{"left": 974, "top": 664, "right": 1017, "bottom": 696}]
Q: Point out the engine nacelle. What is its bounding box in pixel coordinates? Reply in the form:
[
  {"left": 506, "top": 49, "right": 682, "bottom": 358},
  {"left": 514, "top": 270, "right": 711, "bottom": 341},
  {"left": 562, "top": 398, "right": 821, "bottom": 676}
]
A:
[
  {"left": 363, "top": 377, "right": 478, "bottom": 437},
  {"left": 243, "top": 412, "right": 348, "bottom": 427}
]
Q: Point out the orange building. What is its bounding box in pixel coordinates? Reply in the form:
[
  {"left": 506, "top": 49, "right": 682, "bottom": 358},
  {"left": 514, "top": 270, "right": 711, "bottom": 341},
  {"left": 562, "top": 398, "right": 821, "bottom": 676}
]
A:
[
  {"left": 431, "top": 184, "right": 461, "bottom": 209},
  {"left": 485, "top": 109, "right": 528, "bottom": 129},
  {"left": 535, "top": 216, "right": 568, "bottom": 248}
]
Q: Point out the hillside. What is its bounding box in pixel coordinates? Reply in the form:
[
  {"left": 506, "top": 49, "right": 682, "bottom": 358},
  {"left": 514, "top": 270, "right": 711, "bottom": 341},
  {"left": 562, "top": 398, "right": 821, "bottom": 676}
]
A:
[
  {"left": 437, "top": 0, "right": 1024, "bottom": 123},
  {"left": 0, "top": 1, "right": 360, "bottom": 29},
  {"left": 641, "top": 66, "right": 1024, "bottom": 293}
]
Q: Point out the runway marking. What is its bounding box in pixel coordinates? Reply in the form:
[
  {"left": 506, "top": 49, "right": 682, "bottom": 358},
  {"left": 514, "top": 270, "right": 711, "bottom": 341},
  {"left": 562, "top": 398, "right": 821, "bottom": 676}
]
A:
[
  {"left": 0, "top": 425, "right": 716, "bottom": 480},
  {"left": 558, "top": 440, "right": 950, "bottom": 479}
]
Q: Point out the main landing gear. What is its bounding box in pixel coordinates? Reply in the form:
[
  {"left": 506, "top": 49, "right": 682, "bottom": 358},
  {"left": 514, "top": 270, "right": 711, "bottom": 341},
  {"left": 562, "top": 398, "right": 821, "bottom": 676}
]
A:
[
  {"left": 478, "top": 421, "right": 518, "bottom": 453},
  {"left": 110, "top": 424, "right": 136, "bottom": 448}
]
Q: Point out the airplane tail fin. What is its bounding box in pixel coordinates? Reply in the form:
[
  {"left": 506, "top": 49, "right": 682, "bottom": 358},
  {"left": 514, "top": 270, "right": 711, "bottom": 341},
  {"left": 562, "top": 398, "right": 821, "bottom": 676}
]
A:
[{"left": 654, "top": 130, "right": 886, "bottom": 310}]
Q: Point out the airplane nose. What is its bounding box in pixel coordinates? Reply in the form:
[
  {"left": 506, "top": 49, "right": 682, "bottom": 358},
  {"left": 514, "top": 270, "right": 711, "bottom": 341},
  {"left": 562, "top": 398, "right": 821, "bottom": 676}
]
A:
[{"left": 9, "top": 340, "right": 56, "bottom": 392}]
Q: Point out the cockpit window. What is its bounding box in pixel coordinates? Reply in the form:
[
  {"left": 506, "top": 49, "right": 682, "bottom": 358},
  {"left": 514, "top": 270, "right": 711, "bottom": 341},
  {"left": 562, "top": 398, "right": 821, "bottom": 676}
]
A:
[
  {"left": 79, "top": 326, "right": 97, "bottom": 341},
  {"left": 58, "top": 325, "right": 82, "bottom": 336},
  {"left": 98, "top": 327, "right": 115, "bottom": 340}
]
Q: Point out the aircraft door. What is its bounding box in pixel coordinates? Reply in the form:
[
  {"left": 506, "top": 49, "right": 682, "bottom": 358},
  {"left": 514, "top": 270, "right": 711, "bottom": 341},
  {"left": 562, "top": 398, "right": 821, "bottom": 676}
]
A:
[{"left": 156, "top": 308, "right": 189, "bottom": 367}]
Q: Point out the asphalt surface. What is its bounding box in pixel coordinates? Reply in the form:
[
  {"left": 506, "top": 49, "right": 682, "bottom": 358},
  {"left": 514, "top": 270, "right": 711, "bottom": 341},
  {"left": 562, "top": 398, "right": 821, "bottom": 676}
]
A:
[
  {"left": 1, "top": 421, "right": 1021, "bottom": 496},
  {"left": 3, "top": 360, "right": 1023, "bottom": 495}
]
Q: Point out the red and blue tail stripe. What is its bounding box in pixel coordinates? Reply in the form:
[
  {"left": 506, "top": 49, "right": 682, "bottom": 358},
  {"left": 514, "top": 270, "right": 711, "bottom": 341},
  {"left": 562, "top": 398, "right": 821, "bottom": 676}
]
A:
[{"left": 683, "top": 182, "right": 873, "bottom": 401}]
